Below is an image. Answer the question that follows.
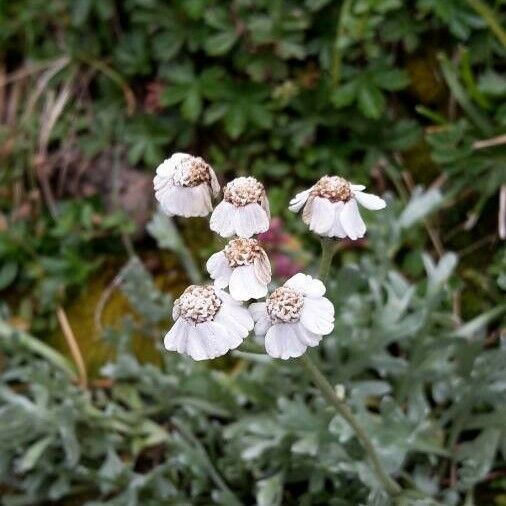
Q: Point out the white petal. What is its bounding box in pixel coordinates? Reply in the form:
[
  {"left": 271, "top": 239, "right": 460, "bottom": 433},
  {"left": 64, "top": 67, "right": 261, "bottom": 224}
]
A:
[
  {"left": 215, "top": 288, "right": 244, "bottom": 308},
  {"left": 210, "top": 201, "right": 236, "bottom": 237},
  {"left": 261, "top": 192, "right": 271, "bottom": 219},
  {"left": 340, "top": 199, "right": 366, "bottom": 240},
  {"left": 253, "top": 250, "right": 271, "bottom": 286},
  {"left": 164, "top": 318, "right": 190, "bottom": 353},
  {"left": 172, "top": 299, "right": 181, "bottom": 320},
  {"left": 154, "top": 176, "right": 174, "bottom": 205},
  {"left": 206, "top": 251, "right": 232, "bottom": 289},
  {"left": 285, "top": 273, "right": 326, "bottom": 298},
  {"left": 354, "top": 191, "right": 386, "bottom": 210},
  {"left": 155, "top": 154, "right": 181, "bottom": 178},
  {"left": 293, "top": 323, "right": 322, "bottom": 347},
  {"left": 300, "top": 297, "right": 335, "bottom": 336},
  {"left": 153, "top": 173, "right": 171, "bottom": 192},
  {"left": 254, "top": 315, "right": 271, "bottom": 336},
  {"left": 307, "top": 197, "right": 335, "bottom": 236},
  {"left": 289, "top": 188, "right": 312, "bottom": 213},
  {"left": 191, "top": 184, "right": 213, "bottom": 216},
  {"left": 188, "top": 321, "right": 242, "bottom": 360},
  {"left": 184, "top": 326, "right": 208, "bottom": 361},
  {"left": 249, "top": 302, "right": 267, "bottom": 321},
  {"left": 209, "top": 167, "right": 221, "bottom": 197},
  {"left": 327, "top": 202, "right": 347, "bottom": 238},
  {"left": 351, "top": 184, "right": 366, "bottom": 192},
  {"left": 249, "top": 302, "right": 271, "bottom": 336},
  {"left": 214, "top": 304, "right": 253, "bottom": 343},
  {"left": 229, "top": 265, "right": 268, "bottom": 301},
  {"left": 157, "top": 184, "right": 212, "bottom": 218},
  {"left": 234, "top": 203, "right": 269, "bottom": 238},
  {"left": 264, "top": 323, "right": 308, "bottom": 360}
]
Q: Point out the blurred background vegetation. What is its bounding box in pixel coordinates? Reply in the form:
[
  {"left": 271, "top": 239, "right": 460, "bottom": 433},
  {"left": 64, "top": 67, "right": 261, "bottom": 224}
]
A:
[{"left": 0, "top": 0, "right": 505, "bottom": 504}]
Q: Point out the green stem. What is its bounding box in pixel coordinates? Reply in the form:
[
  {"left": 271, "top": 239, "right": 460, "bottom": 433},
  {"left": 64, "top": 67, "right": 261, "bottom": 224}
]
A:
[
  {"left": 318, "top": 237, "right": 338, "bottom": 280},
  {"left": 0, "top": 319, "right": 76, "bottom": 379},
  {"left": 299, "top": 239, "right": 402, "bottom": 496},
  {"left": 466, "top": 0, "right": 506, "bottom": 47},
  {"left": 300, "top": 355, "right": 402, "bottom": 496}
]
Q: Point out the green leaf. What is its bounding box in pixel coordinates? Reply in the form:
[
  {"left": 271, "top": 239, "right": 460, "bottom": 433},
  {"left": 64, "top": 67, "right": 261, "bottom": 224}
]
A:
[
  {"left": 451, "top": 305, "right": 506, "bottom": 339},
  {"left": 204, "top": 31, "right": 237, "bottom": 55},
  {"left": 224, "top": 106, "right": 246, "bottom": 138},
  {"left": 257, "top": 472, "right": 283, "bottom": 506},
  {"left": 458, "top": 429, "right": 501, "bottom": 489},
  {"left": 357, "top": 83, "right": 385, "bottom": 119},
  {"left": 478, "top": 70, "right": 506, "bottom": 97},
  {"left": 0, "top": 262, "right": 17, "bottom": 290},
  {"left": 161, "top": 85, "right": 188, "bottom": 106},
  {"left": 331, "top": 81, "right": 357, "bottom": 109},
  {"left": 71, "top": 0, "right": 91, "bottom": 26},
  {"left": 204, "top": 102, "right": 228, "bottom": 124},
  {"left": 16, "top": 436, "right": 53, "bottom": 473},
  {"left": 181, "top": 87, "right": 202, "bottom": 121},
  {"left": 372, "top": 68, "right": 410, "bottom": 91}
]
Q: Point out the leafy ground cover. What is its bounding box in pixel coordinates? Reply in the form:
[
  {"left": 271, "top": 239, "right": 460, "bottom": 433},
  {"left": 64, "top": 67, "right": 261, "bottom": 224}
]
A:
[{"left": 0, "top": 0, "right": 505, "bottom": 504}]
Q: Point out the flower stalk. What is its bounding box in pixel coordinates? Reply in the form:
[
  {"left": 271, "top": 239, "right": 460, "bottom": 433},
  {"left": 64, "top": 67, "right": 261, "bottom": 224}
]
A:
[{"left": 299, "top": 239, "right": 402, "bottom": 497}]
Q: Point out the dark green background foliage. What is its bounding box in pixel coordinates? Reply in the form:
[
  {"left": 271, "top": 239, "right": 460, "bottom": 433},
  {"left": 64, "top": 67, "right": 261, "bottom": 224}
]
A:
[{"left": 0, "top": 0, "right": 505, "bottom": 504}]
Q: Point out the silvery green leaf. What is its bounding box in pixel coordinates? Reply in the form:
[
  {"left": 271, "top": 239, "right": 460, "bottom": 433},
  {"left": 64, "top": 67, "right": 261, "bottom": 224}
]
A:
[
  {"left": 450, "top": 304, "right": 506, "bottom": 339},
  {"left": 147, "top": 209, "right": 183, "bottom": 252},
  {"left": 366, "top": 490, "right": 390, "bottom": 506},
  {"left": 457, "top": 429, "right": 501, "bottom": 489},
  {"left": 16, "top": 436, "right": 53, "bottom": 473},
  {"left": 58, "top": 418, "right": 80, "bottom": 468},
  {"left": 98, "top": 448, "right": 125, "bottom": 493},
  {"left": 398, "top": 188, "right": 443, "bottom": 228},
  {"left": 422, "top": 252, "right": 457, "bottom": 296},
  {"left": 256, "top": 472, "right": 283, "bottom": 506},
  {"left": 119, "top": 256, "right": 171, "bottom": 324}
]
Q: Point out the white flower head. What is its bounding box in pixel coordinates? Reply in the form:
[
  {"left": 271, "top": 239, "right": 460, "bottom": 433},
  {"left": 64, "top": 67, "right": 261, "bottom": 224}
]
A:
[
  {"left": 210, "top": 177, "right": 270, "bottom": 238},
  {"left": 164, "top": 284, "right": 253, "bottom": 361},
  {"left": 154, "top": 153, "right": 220, "bottom": 218},
  {"left": 206, "top": 238, "right": 272, "bottom": 301},
  {"left": 249, "top": 273, "right": 334, "bottom": 360},
  {"left": 289, "top": 175, "right": 386, "bottom": 240}
]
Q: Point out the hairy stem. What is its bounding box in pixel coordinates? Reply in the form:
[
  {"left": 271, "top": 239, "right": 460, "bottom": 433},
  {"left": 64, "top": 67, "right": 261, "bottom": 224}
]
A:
[
  {"left": 318, "top": 237, "right": 338, "bottom": 281},
  {"left": 299, "top": 354, "right": 401, "bottom": 496},
  {"left": 299, "top": 239, "right": 402, "bottom": 496}
]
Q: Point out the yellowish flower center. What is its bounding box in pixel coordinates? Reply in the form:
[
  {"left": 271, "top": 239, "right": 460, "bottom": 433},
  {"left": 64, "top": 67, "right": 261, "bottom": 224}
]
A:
[
  {"left": 266, "top": 286, "right": 304, "bottom": 323},
  {"left": 224, "top": 238, "right": 263, "bottom": 267},
  {"left": 173, "top": 156, "right": 211, "bottom": 187},
  {"left": 311, "top": 175, "right": 351, "bottom": 202},
  {"left": 223, "top": 177, "right": 264, "bottom": 207},
  {"left": 177, "top": 285, "right": 222, "bottom": 323}
]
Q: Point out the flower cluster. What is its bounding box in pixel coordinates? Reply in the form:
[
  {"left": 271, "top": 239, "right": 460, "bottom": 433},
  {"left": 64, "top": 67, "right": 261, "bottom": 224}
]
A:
[{"left": 154, "top": 154, "right": 386, "bottom": 360}]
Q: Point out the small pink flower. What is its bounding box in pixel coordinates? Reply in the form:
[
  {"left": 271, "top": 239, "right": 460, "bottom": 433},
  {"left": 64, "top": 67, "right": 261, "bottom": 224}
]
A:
[
  {"left": 257, "top": 217, "right": 285, "bottom": 246},
  {"left": 272, "top": 253, "right": 302, "bottom": 278}
]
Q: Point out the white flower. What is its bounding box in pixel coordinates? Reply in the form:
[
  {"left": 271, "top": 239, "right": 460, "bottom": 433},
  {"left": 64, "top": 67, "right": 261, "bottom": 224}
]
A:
[
  {"left": 154, "top": 153, "right": 220, "bottom": 218},
  {"left": 210, "top": 177, "right": 270, "bottom": 238},
  {"left": 206, "top": 238, "right": 271, "bottom": 301},
  {"left": 164, "top": 285, "right": 253, "bottom": 361},
  {"left": 289, "top": 175, "right": 386, "bottom": 240},
  {"left": 249, "top": 273, "right": 334, "bottom": 360}
]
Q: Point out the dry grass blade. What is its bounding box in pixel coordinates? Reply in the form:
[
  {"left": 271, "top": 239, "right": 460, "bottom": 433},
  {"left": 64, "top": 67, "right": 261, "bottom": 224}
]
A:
[
  {"left": 24, "top": 56, "right": 71, "bottom": 120},
  {"left": 473, "top": 134, "right": 506, "bottom": 150},
  {"left": 0, "top": 56, "right": 70, "bottom": 88},
  {"left": 38, "top": 75, "right": 74, "bottom": 156},
  {"left": 56, "top": 306, "right": 88, "bottom": 389}
]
